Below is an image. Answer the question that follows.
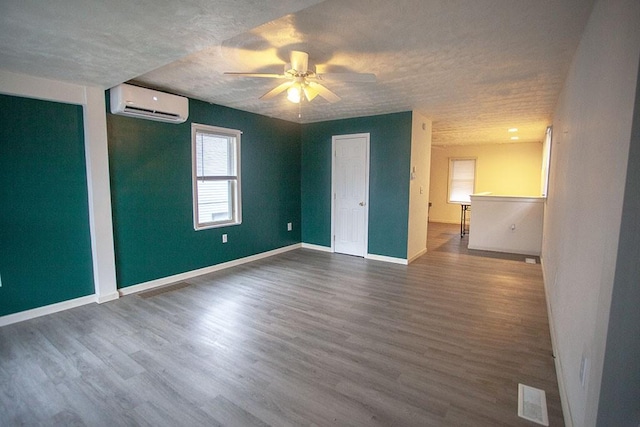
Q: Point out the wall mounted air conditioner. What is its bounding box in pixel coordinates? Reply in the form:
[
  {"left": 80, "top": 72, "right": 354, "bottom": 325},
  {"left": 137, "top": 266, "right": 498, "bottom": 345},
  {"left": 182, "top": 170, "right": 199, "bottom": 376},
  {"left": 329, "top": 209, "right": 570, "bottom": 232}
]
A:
[{"left": 110, "top": 83, "right": 188, "bottom": 124}]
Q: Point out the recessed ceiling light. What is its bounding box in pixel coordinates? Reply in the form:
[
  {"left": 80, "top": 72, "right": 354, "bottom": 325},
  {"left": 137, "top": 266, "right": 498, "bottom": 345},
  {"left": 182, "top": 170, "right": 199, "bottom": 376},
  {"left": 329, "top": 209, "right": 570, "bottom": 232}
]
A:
[
  {"left": 508, "top": 128, "right": 518, "bottom": 132},
  {"left": 511, "top": 136, "right": 520, "bottom": 140}
]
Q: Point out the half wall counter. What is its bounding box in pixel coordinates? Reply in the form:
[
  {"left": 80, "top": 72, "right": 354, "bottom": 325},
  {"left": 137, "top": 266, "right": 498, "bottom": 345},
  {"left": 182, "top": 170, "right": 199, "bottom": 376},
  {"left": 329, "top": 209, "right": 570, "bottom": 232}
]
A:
[{"left": 468, "top": 195, "right": 545, "bottom": 256}]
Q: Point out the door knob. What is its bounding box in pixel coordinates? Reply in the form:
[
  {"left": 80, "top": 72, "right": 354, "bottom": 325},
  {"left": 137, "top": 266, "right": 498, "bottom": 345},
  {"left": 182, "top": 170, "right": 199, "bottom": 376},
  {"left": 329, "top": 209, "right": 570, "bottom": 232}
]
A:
[{"left": 359, "top": 201, "right": 365, "bottom": 206}]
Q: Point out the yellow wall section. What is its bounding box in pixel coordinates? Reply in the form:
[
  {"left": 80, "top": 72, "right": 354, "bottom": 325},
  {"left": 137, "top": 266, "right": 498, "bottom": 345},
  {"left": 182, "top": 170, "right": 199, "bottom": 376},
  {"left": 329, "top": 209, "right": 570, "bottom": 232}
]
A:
[
  {"left": 429, "top": 142, "right": 543, "bottom": 223},
  {"left": 407, "top": 112, "right": 432, "bottom": 262}
]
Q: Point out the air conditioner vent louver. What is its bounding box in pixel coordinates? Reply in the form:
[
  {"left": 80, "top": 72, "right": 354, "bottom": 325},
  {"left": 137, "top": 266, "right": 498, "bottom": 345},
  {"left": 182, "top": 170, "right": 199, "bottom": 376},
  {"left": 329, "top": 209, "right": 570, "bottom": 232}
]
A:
[
  {"left": 110, "top": 84, "right": 188, "bottom": 124},
  {"left": 122, "top": 106, "right": 181, "bottom": 119}
]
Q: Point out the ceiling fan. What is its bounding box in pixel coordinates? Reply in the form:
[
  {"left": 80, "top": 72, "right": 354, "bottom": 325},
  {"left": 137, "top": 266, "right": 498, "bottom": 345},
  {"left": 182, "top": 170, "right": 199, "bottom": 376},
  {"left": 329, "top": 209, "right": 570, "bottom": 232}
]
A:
[{"left": 224, "top": 50, "right": 376, "bottom": 104}]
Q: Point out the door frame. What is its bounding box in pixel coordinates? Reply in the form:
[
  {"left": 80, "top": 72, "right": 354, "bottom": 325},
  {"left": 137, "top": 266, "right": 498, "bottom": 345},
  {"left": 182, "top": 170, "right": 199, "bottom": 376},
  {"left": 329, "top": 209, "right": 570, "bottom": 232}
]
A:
[{"left": 331, "top": 133, "right": 370, "bottom": 255}]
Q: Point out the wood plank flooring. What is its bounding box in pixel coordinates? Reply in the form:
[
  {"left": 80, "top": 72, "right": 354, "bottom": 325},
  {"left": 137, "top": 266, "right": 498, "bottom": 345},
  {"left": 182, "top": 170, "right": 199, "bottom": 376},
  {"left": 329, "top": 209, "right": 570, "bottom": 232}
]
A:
[{"left": 0, "top": 223, "right": 563, "bottom": 426}]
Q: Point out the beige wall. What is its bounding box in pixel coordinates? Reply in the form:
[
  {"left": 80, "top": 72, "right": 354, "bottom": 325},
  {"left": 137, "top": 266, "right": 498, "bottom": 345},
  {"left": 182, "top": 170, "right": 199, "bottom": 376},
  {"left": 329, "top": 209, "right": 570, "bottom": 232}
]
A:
[
  {"left": 428, "top": 142, "right": 543, "bottom": 223},
  {"left": 407, "top": 112, "right": 432, "bottom": 262}
]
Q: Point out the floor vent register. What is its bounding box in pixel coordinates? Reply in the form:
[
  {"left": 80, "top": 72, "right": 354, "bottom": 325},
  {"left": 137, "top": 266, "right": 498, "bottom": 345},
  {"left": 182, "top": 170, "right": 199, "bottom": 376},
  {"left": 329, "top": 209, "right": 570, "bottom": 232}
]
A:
[{"left": 518, "top": 383, "right": 549, "bottom": 426}]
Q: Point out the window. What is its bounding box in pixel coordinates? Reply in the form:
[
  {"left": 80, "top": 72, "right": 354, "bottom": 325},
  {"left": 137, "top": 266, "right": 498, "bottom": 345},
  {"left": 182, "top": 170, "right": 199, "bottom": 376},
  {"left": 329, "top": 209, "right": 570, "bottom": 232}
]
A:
[
  {"left": 448, "top": 158, "right": 476, "bottom": 203},
  {"left": 541, "top": 126, "right": 552, "bottom": 197},
  {"left": 192, "top": 124, "right": 241, "bottom": 230}
]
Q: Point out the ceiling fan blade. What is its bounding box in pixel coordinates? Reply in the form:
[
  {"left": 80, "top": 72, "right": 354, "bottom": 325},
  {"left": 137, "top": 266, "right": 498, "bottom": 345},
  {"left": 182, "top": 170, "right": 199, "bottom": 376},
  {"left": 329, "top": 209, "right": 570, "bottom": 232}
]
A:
[
  {"left": 316, "top": 72, "right": 376, "bottom": 83},
  {"left": 259, "top": 81, "right": 294, "bottom": 100},
  {"left": 290, "top": 51, "right": 309, "bottom": 74},
  {"left": 224, "top": 72, "right": 286, "bottom": 79},
  {"left": 303, "top": 85, "right": 319, "bottom": 102},
  {"left": 308, "top": 81, "right": 340, "bottom": 103}
]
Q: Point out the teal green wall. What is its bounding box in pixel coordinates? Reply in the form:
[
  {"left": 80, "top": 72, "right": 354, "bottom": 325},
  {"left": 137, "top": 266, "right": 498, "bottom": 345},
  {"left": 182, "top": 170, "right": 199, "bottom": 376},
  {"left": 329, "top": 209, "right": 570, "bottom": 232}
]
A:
[
  {"left": 108, "top": 98, "right": 301, "bottom": 288},
  {"left": 301, "top": 112, "right": 412, "bottom": 259},
  {"left": 0, "top": 94, "right": 94, "bottom": 316},
  {"left": 0, "top": 91, "right": 408, "bottom": 316}
]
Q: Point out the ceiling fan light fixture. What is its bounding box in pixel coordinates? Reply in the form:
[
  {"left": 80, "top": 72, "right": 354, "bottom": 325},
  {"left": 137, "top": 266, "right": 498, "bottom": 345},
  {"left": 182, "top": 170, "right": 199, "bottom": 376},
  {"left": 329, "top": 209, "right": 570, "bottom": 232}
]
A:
[
  {"left": 287, "top": 84, "right": 302, "bottom": 103},
  {"left": 226, "top": 50, "right": 364, "bottom": 104}
]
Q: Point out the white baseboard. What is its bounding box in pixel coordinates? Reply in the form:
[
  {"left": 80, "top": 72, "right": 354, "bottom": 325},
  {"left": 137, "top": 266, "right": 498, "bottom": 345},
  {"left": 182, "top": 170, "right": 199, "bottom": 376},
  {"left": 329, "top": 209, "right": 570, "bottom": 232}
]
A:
[
  {"left": 428, "top": 219, "right": 460, "bottom": 225},
  {"left": 467, "top": 243, "right": 540, "bottom": 257},
  {"left": 1, "top": 244, "right": 409, "bottom": 326},
  {"left": 366, "top": 253, "right": 408, "bottom": 265},
  {"left": 1, "top": 244, "right": 302, "bottom": 326},
  {"left": 96, "top": 291, "right": 120, "bottom": 304},
  {"left": 0, "top": 295, "right": 97, "bottom": 327},
  {"left": 301, "top": 243, "right": 333, "bottom": 252},
  {"left": 302, "top": 243, "right": 410, "bottom": 266},
  {"left": 120, "top": 243, "right": 302, "bottom": 296},
  {"left": 407, "top": 248, "right": 427, "bottom": 264},
  {"left": 540, "top": 257, "right": 573, "bottom": 427}
]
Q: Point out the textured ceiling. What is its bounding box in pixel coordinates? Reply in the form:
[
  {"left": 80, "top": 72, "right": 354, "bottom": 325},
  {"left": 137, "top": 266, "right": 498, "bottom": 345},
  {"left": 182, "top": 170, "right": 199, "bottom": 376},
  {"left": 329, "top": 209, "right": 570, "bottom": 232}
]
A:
[
  {"left": 0, "top": 0, "right": 324, "bottom": 88},
  {"left": 0, "top": 0, "right": 594, "bottom": 145}
]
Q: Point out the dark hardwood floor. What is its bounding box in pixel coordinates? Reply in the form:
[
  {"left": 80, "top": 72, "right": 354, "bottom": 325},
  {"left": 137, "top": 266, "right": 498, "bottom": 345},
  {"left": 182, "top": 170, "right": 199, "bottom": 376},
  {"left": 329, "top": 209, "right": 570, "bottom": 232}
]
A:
[{"left": 0, "top": 222, "right": 563, "bottom": 426}]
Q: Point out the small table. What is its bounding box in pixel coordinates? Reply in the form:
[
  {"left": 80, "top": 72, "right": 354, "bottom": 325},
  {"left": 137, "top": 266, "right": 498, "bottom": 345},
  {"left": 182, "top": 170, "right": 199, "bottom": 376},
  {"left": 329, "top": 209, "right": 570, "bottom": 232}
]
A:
[{"left": 460, "top": 204, "right": 470, "bottom": 238}]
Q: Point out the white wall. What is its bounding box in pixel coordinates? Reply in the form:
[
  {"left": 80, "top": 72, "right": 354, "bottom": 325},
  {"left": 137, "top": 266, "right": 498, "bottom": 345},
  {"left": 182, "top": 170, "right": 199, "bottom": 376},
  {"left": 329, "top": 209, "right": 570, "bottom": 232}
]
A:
[
  {"left": 407, "top": 112, "right": 432, "bottom": 262},
  {"left": 541, "top": 1, "right": 640, "bottom": 425},
  {"left": 468, "top": 195, "right": 544, "bottom": 255}
]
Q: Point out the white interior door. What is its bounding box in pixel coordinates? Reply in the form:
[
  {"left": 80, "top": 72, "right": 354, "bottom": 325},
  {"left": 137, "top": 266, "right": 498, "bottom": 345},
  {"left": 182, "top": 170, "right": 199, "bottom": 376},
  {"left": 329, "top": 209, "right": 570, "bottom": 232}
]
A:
[{"left": 332, "top": 133, "right": 369, "bottom": 257}]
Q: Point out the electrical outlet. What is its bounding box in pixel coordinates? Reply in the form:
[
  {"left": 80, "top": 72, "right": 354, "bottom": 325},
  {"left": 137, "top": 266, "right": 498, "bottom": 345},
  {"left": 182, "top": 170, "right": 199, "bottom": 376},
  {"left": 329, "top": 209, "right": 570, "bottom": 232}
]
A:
[
  {"left": 287, "top": 222, "right": 292, "bottom": 231},
  {"left": 222, "top": 234, "right": 227, "bottom": 243}
]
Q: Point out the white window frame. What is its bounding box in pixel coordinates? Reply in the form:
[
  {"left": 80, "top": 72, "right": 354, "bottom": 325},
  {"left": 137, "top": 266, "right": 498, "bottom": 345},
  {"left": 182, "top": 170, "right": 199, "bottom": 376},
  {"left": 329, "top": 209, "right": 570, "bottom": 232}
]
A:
[
  {"left": 448, "top": 157, "right": 476, "bottom": 204},
  {"left": 541, "top": 126, "right": 552, "bottom": 197},
  {"left": 192, "top": 123, "right": 242, "bottom": 230}
]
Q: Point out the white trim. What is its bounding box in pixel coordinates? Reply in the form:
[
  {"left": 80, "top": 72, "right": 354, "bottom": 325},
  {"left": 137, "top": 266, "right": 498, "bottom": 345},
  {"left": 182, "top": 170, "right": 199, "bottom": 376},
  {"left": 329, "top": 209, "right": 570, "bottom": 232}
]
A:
[
  {"left": 0, "top": 295, "right": 97, "bottom": 327},
  {"left": 469, "top": 195, "right": 546, "bottom": 203},
  {"left": 541, "top": 126, "right": 553, "bottom": 197},
  {"left": 428, "top": 219, "right": 460, "bottom": 225},
  {"left": 96, "top": 292, "right": 120, "bottom": 304},
  {"left": 0, "top": 244, "right": 301, "bottom": 326},
  {"left": 191, "top": 123, "right": 243, "bottom": 231},
  {"left": 82, "top": 86, "right": 119, "bottom": 303},
  {"left": 540, "top": 257, "right": 573, "bottom": 427},
  {"left": 304, "top": 243, "right": 409, "bottom": 264},
  {"left": 0, "top": 69, "right": 86, "bottom": 105},
  {"left": 301, "top": 243, "right": 333, "bottom": 252},
  {"left": 119, "top": 244, "right": 301, "bottom": 296},
  {"left": 407, "top": 248, "right": 427, "bottom": 264},
  {"left": 467, "top": 244, "right": 541, "bottom": 257},
  {"left": 366, "top": 253, "right": 408, "bottom": 265}
]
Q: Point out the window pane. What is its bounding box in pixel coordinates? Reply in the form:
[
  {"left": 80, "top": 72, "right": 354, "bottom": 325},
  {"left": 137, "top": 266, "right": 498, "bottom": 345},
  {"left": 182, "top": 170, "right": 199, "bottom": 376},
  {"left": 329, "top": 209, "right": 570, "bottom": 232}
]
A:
[
  {"left": 450, "top": 180, "right": 474, "bottom": 202},
  {"left": 196, "top": 133, "right": 235, "bottom": 177},
  {"left": 449, "top": 159, "right": 475, "bottom": 203},
  {"left": 197, "top": 180, "right": 234, "bottom": 223}
]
